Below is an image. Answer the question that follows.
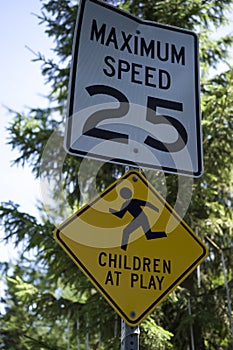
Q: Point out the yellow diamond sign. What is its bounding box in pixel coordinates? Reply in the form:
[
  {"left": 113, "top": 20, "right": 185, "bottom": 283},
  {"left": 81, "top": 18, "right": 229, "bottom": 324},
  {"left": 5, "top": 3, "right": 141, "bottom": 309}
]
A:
[{"left": 54, "top": 170, "right": 208, "bottom": 326}]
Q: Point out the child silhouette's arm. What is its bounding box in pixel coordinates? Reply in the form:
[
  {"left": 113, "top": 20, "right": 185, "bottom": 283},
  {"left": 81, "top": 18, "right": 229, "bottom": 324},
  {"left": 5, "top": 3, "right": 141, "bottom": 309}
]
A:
[
  {"left": 136, "top": 199, "right": 159, "bottom": 213},
  {"left": 144, "top": 201, "right": 159, "bottom": 212},
  {"left": 109, "top": 207, "right": 127, "bottom": 218}
]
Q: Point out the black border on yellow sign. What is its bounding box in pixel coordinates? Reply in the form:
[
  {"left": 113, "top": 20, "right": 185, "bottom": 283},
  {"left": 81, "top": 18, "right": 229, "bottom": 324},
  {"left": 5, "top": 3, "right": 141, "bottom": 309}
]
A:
[{"left": 54, "top": 171, "right": 208, "bottom": 325}]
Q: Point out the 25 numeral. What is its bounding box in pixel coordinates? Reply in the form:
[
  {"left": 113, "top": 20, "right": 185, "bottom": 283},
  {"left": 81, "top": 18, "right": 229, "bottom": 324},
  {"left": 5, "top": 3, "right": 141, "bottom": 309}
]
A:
[{"left": 82, "top": 84, "right": 188, "bottom": 152}]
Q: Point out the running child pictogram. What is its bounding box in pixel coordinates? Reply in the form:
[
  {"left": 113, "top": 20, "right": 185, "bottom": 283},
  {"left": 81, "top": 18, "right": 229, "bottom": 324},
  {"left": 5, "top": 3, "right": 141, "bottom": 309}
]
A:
[{"left": 109, "top": 187, "right": 167, "bottom": 250}]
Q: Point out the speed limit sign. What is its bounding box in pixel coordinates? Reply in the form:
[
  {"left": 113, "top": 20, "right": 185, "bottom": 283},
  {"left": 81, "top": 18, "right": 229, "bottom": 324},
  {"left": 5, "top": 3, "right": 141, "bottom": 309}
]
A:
[{"left": 65, "top": 0, "right": 203, "bottom": 177}]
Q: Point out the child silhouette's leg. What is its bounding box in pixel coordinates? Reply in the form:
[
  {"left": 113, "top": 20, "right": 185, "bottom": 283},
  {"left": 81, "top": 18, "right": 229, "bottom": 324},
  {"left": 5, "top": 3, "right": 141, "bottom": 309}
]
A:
[
  {"left": 121, "top": 220, "right": 139, "bottom": 250},
  {"left": 141, "top": 215, "right": 167, "bottom": 240},
  {"left": 145, "top": 230, "right": 167, "bottom": 240}
]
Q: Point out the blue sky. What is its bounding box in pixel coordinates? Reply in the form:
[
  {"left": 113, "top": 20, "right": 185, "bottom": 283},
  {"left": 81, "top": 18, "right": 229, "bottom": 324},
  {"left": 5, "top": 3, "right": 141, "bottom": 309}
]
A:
[
  {"left": 0, "top": 1, "right": 52, "bottom": 217},
  {"left": 0, "top": 1, "right": 53, "bottom": 260}
]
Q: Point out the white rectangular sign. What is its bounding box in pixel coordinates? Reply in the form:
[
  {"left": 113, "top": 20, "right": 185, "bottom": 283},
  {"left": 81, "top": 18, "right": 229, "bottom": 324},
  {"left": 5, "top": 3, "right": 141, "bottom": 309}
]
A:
[{"left": 65, "top": 0, "right": 203, "bottom": 177}]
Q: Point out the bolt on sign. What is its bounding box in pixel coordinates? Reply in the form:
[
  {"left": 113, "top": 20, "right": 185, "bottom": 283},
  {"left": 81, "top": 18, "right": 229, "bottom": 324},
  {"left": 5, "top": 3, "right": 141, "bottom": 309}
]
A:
[
  {"left": 54, "top": 171, "right": 208, "bottom": 326},
  {"left": 65, "top": 0, "right": 203, "bottom": 177}
]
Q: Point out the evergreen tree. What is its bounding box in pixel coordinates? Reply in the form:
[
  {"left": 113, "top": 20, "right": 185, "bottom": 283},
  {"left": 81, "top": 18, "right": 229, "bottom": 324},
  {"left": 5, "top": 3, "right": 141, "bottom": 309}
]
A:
[{"left": 1, "top": 0, "right": 233, "bottom": 349}]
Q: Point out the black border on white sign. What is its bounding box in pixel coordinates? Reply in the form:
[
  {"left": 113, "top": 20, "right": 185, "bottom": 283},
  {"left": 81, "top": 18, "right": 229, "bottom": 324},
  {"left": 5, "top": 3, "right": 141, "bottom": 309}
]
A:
[{"left": 65, "top": 0, "right": 202, "bottom": 177}]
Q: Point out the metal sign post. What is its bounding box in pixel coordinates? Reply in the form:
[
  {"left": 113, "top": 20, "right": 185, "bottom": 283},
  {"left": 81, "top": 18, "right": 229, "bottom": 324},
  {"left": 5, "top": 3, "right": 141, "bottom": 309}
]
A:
[
  {"left": 58, "top": 0, "right": 206, "bottom": 347},
  {"left": 121, "top": 320, "right": 140, "bottom": 350}
]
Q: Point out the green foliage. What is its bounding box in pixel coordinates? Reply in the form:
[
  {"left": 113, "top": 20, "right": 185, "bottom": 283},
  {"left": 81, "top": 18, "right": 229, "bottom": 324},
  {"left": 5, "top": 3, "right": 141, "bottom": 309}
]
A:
[
  {"left": 1, "top": 0, "right": 233, "bottom": 349},
  {"left": 140, "top": 316, "right": 173, "bottom": 349}
]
